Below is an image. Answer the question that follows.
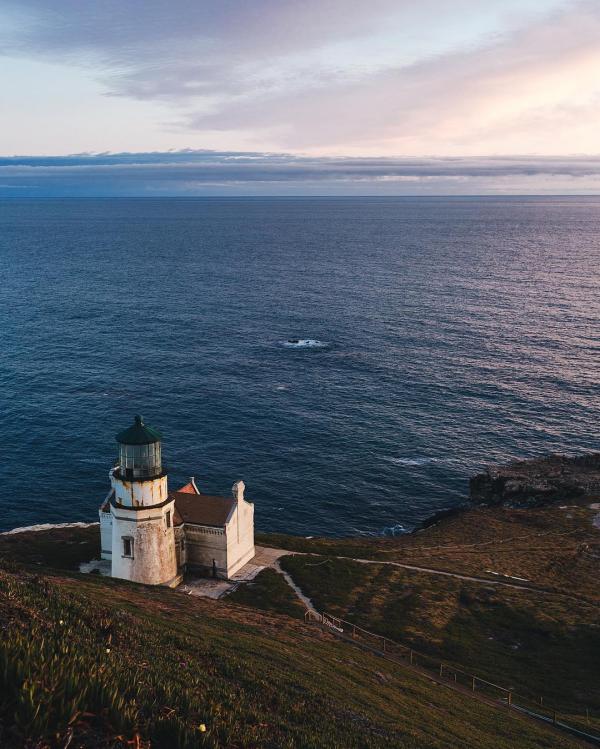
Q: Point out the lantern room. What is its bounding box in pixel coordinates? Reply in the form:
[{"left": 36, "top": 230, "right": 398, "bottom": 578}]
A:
[{"left": 115, "top": 415, "right": 162, "bottom": 480}]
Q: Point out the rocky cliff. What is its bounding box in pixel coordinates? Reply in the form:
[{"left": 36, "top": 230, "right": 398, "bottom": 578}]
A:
[{"left": 470, "top": 452, "right": 600, "bottom": 507}]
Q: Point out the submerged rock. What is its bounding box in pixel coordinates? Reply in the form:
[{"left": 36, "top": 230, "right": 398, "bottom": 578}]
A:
[{"left": 470, "top": 453, "right": 600, "bottom": 507}]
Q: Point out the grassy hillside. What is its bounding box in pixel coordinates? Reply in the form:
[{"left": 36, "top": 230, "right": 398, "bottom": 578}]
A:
[
  {"left": 279, "top": 554, "right": 600, "bottom": 716},
  {"left": 255, "top": 502, "right": 600, "bottom": 733},
  {"left": 258, "top": 502, "right": 600, "bottom": 600},
  {"left": 0, "top": 527, "right": 586, "bottom": 749}
]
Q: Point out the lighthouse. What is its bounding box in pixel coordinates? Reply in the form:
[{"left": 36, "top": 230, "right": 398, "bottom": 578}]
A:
[
  {"left": 98, "top": 415, "right": 255, "bottom": 584},
  {"left": 107, "top": 415, "right": 179, "bottom": 585}
]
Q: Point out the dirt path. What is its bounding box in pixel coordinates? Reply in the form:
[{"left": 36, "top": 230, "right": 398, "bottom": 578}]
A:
[
  {"left": 274, "top": 559, "right": 318, "bottom": 613},
  {"left": 254, "top": 545, "right": 599, "bottom": 609},
  {"left": 335, "top": 554, "right": 600, "bottom": 607},
  {"left": 342, "top": 555, "right": 555, "bottom": 590},
  {"left": 251, "top": 546, "right": 317, "bottom": 611}
]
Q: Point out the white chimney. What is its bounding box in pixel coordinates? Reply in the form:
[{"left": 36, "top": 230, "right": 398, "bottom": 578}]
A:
[{"left": 232, "top": 480, "right": 245, "bottom": 503}]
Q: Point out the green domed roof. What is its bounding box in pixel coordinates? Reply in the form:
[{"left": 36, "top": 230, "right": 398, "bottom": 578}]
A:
[{"left": 116, "top": 415, "right": 162, "bottom": 445}]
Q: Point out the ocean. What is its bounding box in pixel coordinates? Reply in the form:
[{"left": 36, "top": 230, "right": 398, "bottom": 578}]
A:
[{"left": 1, "top": 196, "right": 599, "bottom": 535}]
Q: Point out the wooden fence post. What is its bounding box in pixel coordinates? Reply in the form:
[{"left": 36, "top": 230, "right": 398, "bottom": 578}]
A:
[{"left": 507, "top": 692, "right": 512, "bottom": 709}]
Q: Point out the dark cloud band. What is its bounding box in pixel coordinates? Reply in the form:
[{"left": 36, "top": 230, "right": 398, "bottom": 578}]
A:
[{"left": 2, "top": 150, "right": 600, "bottom": 195}]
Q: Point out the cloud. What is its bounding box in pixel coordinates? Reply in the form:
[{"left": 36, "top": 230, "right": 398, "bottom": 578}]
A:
[
  {"left": 2, "top": 150, "right": 600, "bottom": 196},
  {"left": 180, "top": 0, "right": 600, "bottom": 154},
  {"left": 2, "top": 0, "right": 591, "bottom": 156}
]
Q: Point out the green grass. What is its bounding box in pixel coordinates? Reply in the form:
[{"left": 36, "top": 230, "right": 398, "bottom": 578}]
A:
[
  {"left": 0, "top": 561, "right": 584, "bottom": 749},
  {"left": 0, "top": 525, "right": 100, "bottom": 570},
  {"left": 227, "top": 568, "right": 305, "bottom": 619},
  {"left": 279, "top": 554, "right": 600, "bottom": 721},
  {"left": 255, "top": 532, "right": 392, "bottom": 559}
]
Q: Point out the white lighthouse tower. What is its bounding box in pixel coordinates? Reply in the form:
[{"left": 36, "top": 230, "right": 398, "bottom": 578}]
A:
[{"left": 107, "top": 415, "right": 179, "bottom": 586}]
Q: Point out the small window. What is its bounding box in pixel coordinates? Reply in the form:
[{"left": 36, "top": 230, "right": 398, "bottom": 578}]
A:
[
  {"left": 165, "top": 510, "right": 171, "bottom": 528},
  {"left": 122, "top": 536, "right": 133, "bottom": 558}
]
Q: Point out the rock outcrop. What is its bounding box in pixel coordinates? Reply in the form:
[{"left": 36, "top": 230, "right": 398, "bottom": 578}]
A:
[{"left": 470, "top": 453, "right": 600, "bottom": 507}]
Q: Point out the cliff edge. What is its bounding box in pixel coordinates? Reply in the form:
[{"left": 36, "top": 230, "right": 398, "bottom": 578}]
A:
[{"left": 470, "top": 452, "right": 600, "bottom": 506}]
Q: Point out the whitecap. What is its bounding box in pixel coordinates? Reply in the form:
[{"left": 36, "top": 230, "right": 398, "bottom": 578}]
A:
[
  {"left": 280, "top": 339, "right": 328, "bottom": 349},
  {"left": 384, "top": 456, "right": 440, "bottom": 466},
  {"left": 1, "top": 521, "right": 98, "bottom": 535},
  {"left": 381, "top": 523, "right": 409, "bottom": 537}
]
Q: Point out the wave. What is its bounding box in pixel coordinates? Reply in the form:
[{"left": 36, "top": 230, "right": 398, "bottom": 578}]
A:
[
  {"left": 357, "top": 523, "right": 410, "bottom": 537},
  {"left": 384, "top": 456, "right": 440, "bottom": 466},
  {"left": 1, "top": 521, "right": 98, "bottom": 535},
  {"left": 280, "top": 339, "right": 328, "bottom": 349},
  {"left": 380, "top": 523, "right": 409, "bottom": 537}
]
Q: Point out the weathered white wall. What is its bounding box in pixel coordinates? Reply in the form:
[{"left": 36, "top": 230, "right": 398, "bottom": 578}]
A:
[
  {"left": 110, "top": 499, "right": 177, "bottom": 585},
  {"left": 110, "top": 468, "right": 168, "bottom": 508},
  {"left": 99, "top": 509, "right": 113, "bottom": 560},
  {"left": 225, "top": 496, "right": 255, "bottom": 577}
]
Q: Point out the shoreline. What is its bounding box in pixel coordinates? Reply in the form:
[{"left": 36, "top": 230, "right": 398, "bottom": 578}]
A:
[
  {"left": 0, "top": 509, "right": 464, "bottom": 540},
  {"left": 0, "top": 521, "right": 99, "bottom": 536},
  {"left": 5, "top": 448, "right": 598, "bottom": 539}
]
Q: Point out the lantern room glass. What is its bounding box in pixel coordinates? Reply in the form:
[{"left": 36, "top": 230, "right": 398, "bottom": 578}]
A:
[{"left": 118, "top": 441, "right": 162, "bottom": 480}]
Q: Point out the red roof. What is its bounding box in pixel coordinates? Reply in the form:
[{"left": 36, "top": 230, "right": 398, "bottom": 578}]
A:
[{"left": 178, "top": 481, "right": 199, "bottom": 494}]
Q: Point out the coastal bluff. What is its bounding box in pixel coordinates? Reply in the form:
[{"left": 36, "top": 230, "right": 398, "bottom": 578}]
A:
[{"left": 470, "top": 452, "right": 600, "bottom": 506}]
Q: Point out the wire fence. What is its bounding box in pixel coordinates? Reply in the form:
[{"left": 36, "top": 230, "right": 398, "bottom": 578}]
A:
[{"left": 305, "top": 609, "right": 600, "bottom": 745}]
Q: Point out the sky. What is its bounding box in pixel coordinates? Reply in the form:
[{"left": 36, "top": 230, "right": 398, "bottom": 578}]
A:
[{"left": 1, "top": 0, "right": 600, "bottom": 195}]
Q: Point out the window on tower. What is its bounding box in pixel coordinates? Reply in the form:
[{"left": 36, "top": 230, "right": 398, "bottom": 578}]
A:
[
  {"left": 122, "top": 536, "right": 133, "bottom": 558},
  {"left": 165, "top": 510, "right": 171, "bottom": 528}
]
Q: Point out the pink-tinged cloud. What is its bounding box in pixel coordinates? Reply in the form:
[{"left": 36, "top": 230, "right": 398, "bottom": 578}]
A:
[
  {"left": 0, "top": 0, "right": 585, "bottom": 156},
  {"left": 182, "top": 1, "right": 600, "bottom": 156}
]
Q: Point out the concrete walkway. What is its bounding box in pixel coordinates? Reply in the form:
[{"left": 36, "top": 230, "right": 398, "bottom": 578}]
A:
[
  {"left": 252, "top": 546, "right": 290, "bottom": 566},
  {"left": 177, "top": 546, "right": 291, "bottom": 600},
  {"left": 179, "top": 559, "right": 268, "bottom": 600}
]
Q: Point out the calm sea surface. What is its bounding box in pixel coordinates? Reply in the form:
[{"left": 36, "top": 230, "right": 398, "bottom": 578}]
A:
[{"left": 1, "top": 197, "right": 600, "bottom": 535}]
